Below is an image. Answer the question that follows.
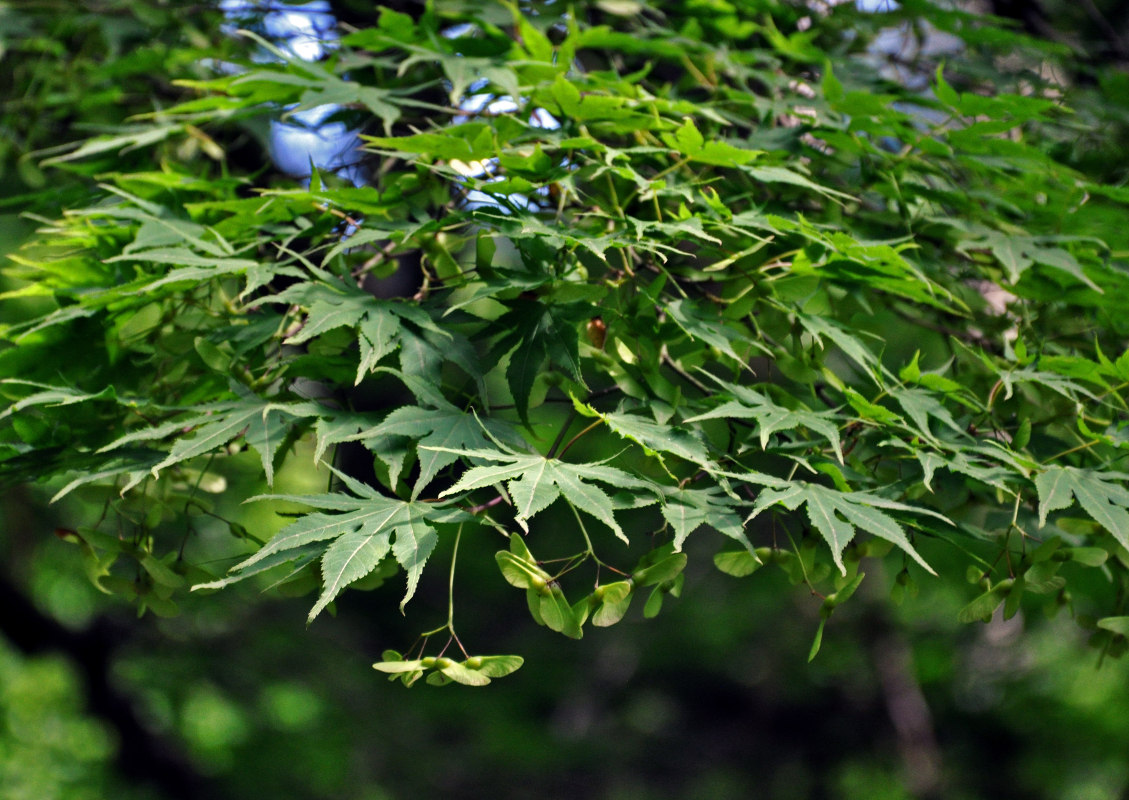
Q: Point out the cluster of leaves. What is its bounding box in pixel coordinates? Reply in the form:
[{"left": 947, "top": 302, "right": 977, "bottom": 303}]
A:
[
  {"left": 4, "top": 0, "right": 1129, "bottom": 680},
  {"left": 0, "top": 1, "right": 234, "bottom": 209},
  {"left": 496, "top": 532, "right": 688, "bottom": 637}
]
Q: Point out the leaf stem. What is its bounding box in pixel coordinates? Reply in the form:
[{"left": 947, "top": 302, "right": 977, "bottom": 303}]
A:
[
  {"left": 448, "top": 523, "right": 461, "bottom": 630},
  {"left": 412, "top": 524, "right": 469, "bottom": 659},
  {"left": 1046, "top": 439, "right": 1101, "bottom": 463},
  {"left": 547, "top": 408, "right": 578, "bottom": 459},
  {"left": 605, "top": 173, "right": 626, "bottom": 218},
  {"left": 557, "top": 420, "right": 603, "bottom": 460},
  {"left": 179, "top": 452, "right": 217, "bottom": 560},
  {"left": 783, "top": 522, "right": 825, "bottom": 601},
  {"left": 662, "top": 350, "right": 710, "bottom": 393},
  {"left": 680, "top": 54, "right": 715, "bottom": 88},
  {"left": 468, "top": 494, "right": 506, "bottom": 515},
  {"left": 564, "top": 499, "right": 627, "bottom": 578},
  {"left": 623, "top": 156, "right": 692, "bottom": 207}
]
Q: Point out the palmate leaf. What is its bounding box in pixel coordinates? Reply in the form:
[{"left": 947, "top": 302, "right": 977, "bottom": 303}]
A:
[
  {"left": 40, "top": 123, "right": 186, "bottom": 165},
  {"left": 263, "top": 281, "right": 450, "bottom": 385},
  {"left": 229, "top": 480, "right": 467, "bottom": 618},
  {"left": 997, "top": 365, "right": 1102, "bottom": 403},
  {"left": 573, "top": 398, "right": 715, "bottom": 473},
  {"left": 432, "top": 446, "right": 658, "bottom": 542},
  {"left": 906, "top": 445, "right": 1016, "bottom": 493},
  {"left": 957, "top": 230, "right": 1101, "bottom": 290},
  {"left": 105, "top": 248, "right": 259, "bottom": 292},
  {"left": 791, "top": 229, "right": 962, "bottom": 312},
  {"left": 685, "top": 382, "right": 844, "bottom": 463},
  {"left": 2, "top": 305, "right": 97, "bottom": 340},
  {"left": 310, "top": 367, "right": 463, "bottom": 463},
  {"left": 490, "top": 300, "right": 586, "bottom": 423},
  {"left": 0, "top": 379, "right": 119, "bottom": 421},
  {"left": 355, "top": 402, "right": 521, "bottom": 498},
  {"left": 315, "top": 414, "right": 410, "bottom": 495},
  {"left": 749, "top": 484, "right": 939, "bottom": 575},
  {"left": 46, "top": 451, "right": 165, "bottom": 503},
  {"left": 664, "top": 298, "right": 762, "bottom": 368},
  {"left": 363, "top": 122, "right": 497, "bottom": 162},
  {"left": 796, "top": 313, "right": 883, "bottom": 379},
  {"left": 212, "top": 29, "right": 405, "bottom": 131},
  {"left": 661, "top": 118, "right": 761, "bottom": 167},
  {"left": 471, "top": 207, "right": 639, "bottom": 262},
  {"left": 193, "top": 542, "right": 326, "bottom": 593},
  {"left": 116, "top": 208, "right": 233, "bottom": 257},
  {"left": 1036, "top": 466, "right": 1129, "bottom": 550},
  {"left": 165, "top": 402, "right": 317, "bottom": 486},
  {"left": 661, "top": 485, "right": 750, "bottom": 551},
  {"left": 888, "top": 386, "right": 968, "bottom": 443},
  {"left": 98, "top": 398, "right": 322, "bottom": 487}
]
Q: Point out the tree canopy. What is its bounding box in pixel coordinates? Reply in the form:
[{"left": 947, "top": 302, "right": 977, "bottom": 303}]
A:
[
  {"left": 6, "top": 1, "right": 1129, "bottom": 797},
  {"left": 4, "top": 0, "right": 1129, "bottom": 682}
]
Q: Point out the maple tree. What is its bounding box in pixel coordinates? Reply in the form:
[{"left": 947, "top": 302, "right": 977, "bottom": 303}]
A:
[{"left": 3, "top": 0, "right": 1129, "bottom": 696}]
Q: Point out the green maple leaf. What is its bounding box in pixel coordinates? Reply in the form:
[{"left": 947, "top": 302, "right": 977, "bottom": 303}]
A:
[
  {"left": 46, "top": 452, "right": 166, "bottom": 503},
  {"left": 266, "top": 281, "right": 449, "bottom": 385},
  {"left": 98, "top": 398, "right": 321, "bottom": 488},
  {"left": 1001, "top": 366, "right": 1101, "bottom": 403},
  {"left": 905, "top": 446, "right": 1015, "bottom": 493},
  {"left": 796, "top": 313, "right": 883, "bottom": 379},
  {"left": 309, "top": 377, "right": 496, "bottom": 494},
  {"left": 490, "top": 300, "right": 585, "bottom": 423},
  {"left": 226, "top": 471, "right": 468, "bottom": 618},
  {"left": 661, "top": 485, "right": 750, "bottom": 551},
  {"left": 433, "top": 446, "right": 657, "bottom": 542},
  {"left": 889, "top": 386, "right": 968, "bottom": 443},
  {"left": 574, "top": 397, "right": 715, "bottom": 473},
  {"left": 41, "top": 124, "right": 186, "bottom": 165},
  {"left": 661, "top": 118, "right": 761, "bottom": 167},
  {"left": 1036, "top": 466, "right": 1129, "bottom": 550},
  {"left": 0, "top": 379, "right": 119, "bottom": 421},
  {"left": 749, "top": 484, "right": 939, "bottom": 575},
  {"left": 665, "top": 298, "right": 761, "bottom": 368},
  {"left": 363, "top": 122, "right": 496, "bottom": 161},
  {"left": 222, "top": 30, "right": 404, "bottom": 131},
  {"left": 958, "top": 231, "right": 1099, "bottom": 290},
  {"left": 686, "top": 382, "right": 844, "bottom": 463},
  {"left": 105, "top": 248, "right": 260, "bottom": 294},
  {"left": 357, "top": 402, "right": 521, "bottom": 498}
]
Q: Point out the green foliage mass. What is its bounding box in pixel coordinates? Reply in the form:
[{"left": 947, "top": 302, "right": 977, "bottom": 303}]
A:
[{"left": 4, "top": 0, "right": 1129, "bottom": 681}]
